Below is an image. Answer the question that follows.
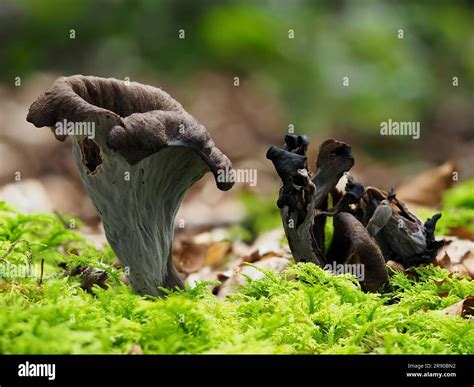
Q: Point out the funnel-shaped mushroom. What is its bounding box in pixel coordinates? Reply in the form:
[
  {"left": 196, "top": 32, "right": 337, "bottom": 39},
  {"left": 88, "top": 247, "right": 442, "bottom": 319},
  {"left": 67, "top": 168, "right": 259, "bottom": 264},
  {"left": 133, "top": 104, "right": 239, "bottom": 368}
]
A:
[
  {"left": 267, "top": 137, "right": 391, "bottom": 292},
  {"left": 27, "top": 75, "right": 234, "bottom": 295}
]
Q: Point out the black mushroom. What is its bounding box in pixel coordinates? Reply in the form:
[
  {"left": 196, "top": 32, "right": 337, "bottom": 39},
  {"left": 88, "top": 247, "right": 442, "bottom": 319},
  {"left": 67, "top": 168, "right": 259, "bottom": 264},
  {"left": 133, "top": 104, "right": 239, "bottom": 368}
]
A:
[
  {"left": 27, "top": 75, "right": 234, "bottom": 296},
  {"left": 267, "top": 136, "right": 444, "bottom": 292}
]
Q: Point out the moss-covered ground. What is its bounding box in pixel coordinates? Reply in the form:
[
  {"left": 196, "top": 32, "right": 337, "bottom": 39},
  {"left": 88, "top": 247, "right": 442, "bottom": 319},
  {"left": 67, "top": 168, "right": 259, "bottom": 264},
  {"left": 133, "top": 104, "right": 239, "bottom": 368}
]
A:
[{"left": 0, "top": 181, "right": 473, "bottom": 354}]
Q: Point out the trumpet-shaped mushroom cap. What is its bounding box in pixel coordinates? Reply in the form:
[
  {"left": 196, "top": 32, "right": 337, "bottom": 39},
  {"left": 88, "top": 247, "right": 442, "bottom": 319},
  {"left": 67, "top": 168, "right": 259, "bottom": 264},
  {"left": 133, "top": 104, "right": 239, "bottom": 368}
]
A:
[{"left": 27, "top": 75, "right": 233, "bottom": 190}]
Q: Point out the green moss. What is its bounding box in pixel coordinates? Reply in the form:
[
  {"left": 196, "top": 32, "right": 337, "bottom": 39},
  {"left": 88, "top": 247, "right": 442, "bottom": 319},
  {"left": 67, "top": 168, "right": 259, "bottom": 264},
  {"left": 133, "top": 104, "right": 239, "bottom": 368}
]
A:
[
  {"left": 239, "top": 191, "right": 282, "bottom": 240},
  {"left": 443, "top": 179, "right": 474, "bottom": 210},
  {"left": 414, "top": 179, "right": 474, "bottom": 236},
  {"left": 416, "top": 207, "right": 474, "bottom": 236},
  {"left": 0, "top": 200, "right": 473, "bottom": 354}
]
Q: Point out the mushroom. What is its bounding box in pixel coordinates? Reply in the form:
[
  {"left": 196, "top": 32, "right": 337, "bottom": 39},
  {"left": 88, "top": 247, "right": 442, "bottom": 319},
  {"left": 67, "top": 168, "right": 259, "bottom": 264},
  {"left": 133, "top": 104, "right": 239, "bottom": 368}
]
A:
[
  {"left": 267, "top": 136, "right": 444, "bottom": 292},
  {"left": 326, "top": 212, "right": 389, "bottom": 292},
  {"left": 27, "top": 75, "right": 234, "bottom": 296},
  {"left": 267, "top": 144, "right": 323, "bottom": 265},
  {"left": 365, "top": 199, "right": 393, "bottom": 237},
  {"left": 357, "top": 187, "right": 444, "bottom": 267},
  {"left": 266, "top": 137, "right": 384, "bottom": 284}
]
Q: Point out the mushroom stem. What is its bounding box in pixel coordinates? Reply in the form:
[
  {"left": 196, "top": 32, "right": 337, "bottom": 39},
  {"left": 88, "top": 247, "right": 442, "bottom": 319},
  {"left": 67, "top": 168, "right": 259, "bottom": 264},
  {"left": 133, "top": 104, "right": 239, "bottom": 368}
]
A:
[
  {"left": 280, "top": 169, "right": 325, "bottom": 266},
  {"left": 327, "top": 212, "right": 388, "bottom": 292},
  {"left": 72, "top": 144, "right": 208, "bottom": 294}
]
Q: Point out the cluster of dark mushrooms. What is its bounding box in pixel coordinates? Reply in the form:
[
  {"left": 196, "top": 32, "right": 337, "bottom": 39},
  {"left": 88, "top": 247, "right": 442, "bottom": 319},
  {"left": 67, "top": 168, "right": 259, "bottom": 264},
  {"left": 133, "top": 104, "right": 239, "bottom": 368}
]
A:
[{"left": 267, "top": 135, "right": 444, "bottom": 292}]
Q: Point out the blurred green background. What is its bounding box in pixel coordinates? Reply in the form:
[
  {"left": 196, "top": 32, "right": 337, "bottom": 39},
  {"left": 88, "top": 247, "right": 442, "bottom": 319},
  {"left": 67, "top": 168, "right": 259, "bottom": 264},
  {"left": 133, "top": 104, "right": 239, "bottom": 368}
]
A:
[
  {"left": 0, "top": 0, "right": 473, "bottom": 228},
  {"left": 1, "top": 0, "right": 473, "bottom": 140}
]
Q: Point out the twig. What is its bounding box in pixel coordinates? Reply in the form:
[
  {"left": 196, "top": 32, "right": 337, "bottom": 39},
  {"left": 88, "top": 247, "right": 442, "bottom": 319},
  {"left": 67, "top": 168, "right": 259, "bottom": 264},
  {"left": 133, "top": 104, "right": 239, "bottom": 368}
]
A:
[
  {"left": 54, "top": 210, "right": 72, "bottom": 229},
  {"left": 37, "top": 258, "right": 45, "bottom": 287}
]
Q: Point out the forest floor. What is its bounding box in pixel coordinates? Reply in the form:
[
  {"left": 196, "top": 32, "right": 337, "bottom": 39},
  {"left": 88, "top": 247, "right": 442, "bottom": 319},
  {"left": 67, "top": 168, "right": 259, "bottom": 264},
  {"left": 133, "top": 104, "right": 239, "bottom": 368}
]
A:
[{"left": 0, "top": 180, "right": 473, "bottom": 354}]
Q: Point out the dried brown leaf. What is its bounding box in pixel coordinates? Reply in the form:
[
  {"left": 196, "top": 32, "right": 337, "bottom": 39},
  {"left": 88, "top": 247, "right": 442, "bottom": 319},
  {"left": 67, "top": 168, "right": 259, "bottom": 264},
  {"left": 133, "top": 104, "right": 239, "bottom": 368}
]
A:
[
  {"left": 396, "top": 161, "right": 457, "bottom": 207},
  {"left": 435, "top": 238, "right": 474, "bottom": 265},
  {"left": 434, "top": 252, "right": 452, "bottom": 270},
  {"left": 206, "top": 241, "right": 231, "bottom": 267},
  {"left": 441, "top": 296, "right": 474, "bottom": 318},
  {"left": 173, "top": 240, "right": 208, "bottom": 274},
  {"left": 128, "top": 344, "right": 143, "bottom": 355}
]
